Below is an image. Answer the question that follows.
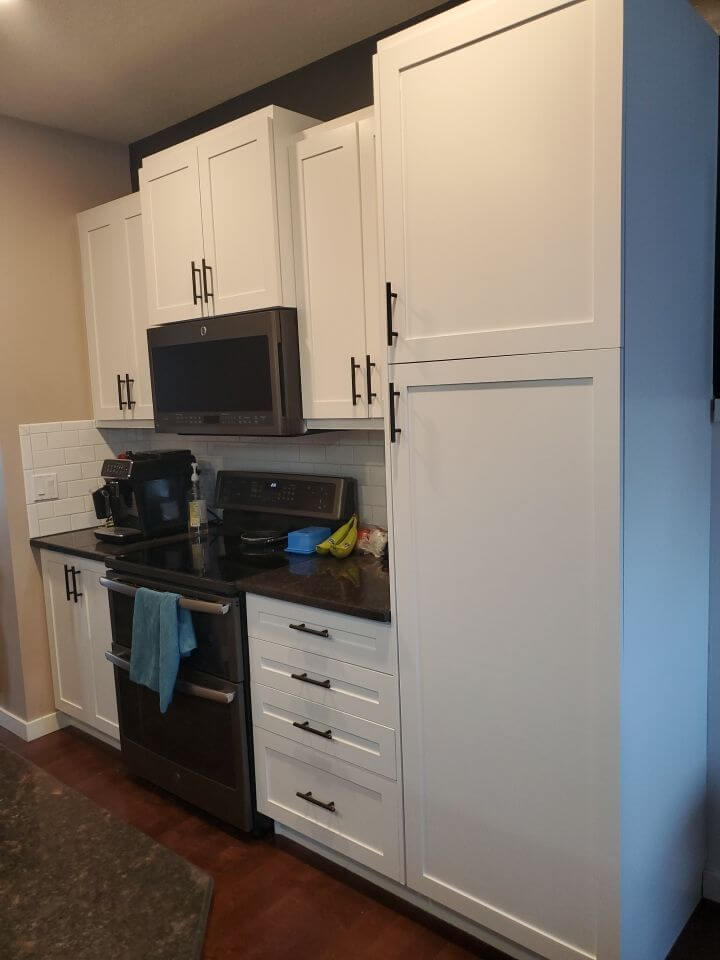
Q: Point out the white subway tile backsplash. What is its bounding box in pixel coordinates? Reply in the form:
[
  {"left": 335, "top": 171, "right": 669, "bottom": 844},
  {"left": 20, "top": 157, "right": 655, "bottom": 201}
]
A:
[
  {"left": 36, "top": 502, "right": 55, "bottom": 520},
  {"left": 53, "top": 497, "right": 86, "bottom": 517},
  {"left": 55, "top": 464, "right": 84, "bottom": 483},
  {"left": 38, "top": 516, "right": 68, "bottom": 536},
  {"left": 20, "top": 435, "right": 31, "bottom": 467},
  {"left": 18, "top": 424, "right": 29, "bottom": 436},
  {"left": 78, "top": 429, "right": 103, "bottom": 445},
  {"left": 32, "top": 449, "right": 65, "bottom": 469},
  {"left": 94, "top": 443, "right": 114, "bottom": 460},
  {"left": 31, "top": 422, "right": 61, "bottom": 434},
  {"left": 82, "top": 461, "right": 104, "bottom": 479},
  {"left": 71, "top": 511, "right": 98, "bottom": 531},
  {"left": 67, "top": 478, "right": 99, "bottom": 499},
  {"left": 354, "top": 445, "right": 384, "bottom": 465},
  {"left": 65, "top": 446, "right": 96, "bottom": 464},
  {"left": 30, "top": 433, "right": 48, "bottom": 452},
  {"left": 64, "top": 420, "right": 93, "bottom": 431},
  {"left": 49, "top": 430, "right": 77, "bottom": 448}
]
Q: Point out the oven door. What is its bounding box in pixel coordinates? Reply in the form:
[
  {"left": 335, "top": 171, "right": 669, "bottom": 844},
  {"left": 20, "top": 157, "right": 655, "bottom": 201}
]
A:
[{"left": 100, "top": 574, "right": 254, "bottom": 831}]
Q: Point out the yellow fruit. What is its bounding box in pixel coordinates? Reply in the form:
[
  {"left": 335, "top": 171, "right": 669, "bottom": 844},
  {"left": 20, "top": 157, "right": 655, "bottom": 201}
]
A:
[
  {"left": 316, "top": 515, "right": 356, "bottom": 555},
  {"left": 330, "top": 516, "right": 358, "bottom": 559}
]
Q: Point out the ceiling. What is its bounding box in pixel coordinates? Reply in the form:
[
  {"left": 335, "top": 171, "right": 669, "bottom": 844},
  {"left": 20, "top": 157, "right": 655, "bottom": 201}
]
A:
[{"left": 0, "top": 0, "right": 442, "bottom": 144}]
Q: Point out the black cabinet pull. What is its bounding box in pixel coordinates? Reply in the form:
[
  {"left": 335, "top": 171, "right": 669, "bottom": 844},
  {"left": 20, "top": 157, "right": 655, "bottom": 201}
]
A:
[
  {"left": 365, "top": 355, "right": 377, "bottom": 404},
  {"left": 296, "top": 790, "right": 336, "bottom": 813},
  {"left": 70, "top": 567, "right": 82, "bottom": 603},
  {"left": 386, "top": 282, "right": 398, "bottom": 346},
  {"left": 201, "top": 258, "right": 214, "bottom": 304},
  {"left": 124, "top": 374, "right": 135, "bottom": 410},
  {"left": 290, "top": 672, "right": 331, "bottom": 689},
  {"left": 293, "top": 720, "right": 333, "bottom": 740},
  {"left": 63, "top": 565, "right": 72, "bottom": 602},
  {"left": 389, "top": 382, "right": 401, "bottom": 443},
  {"left": 289, "top": 622, "right": 329, "bottom": 638},
  {"left": 191, "top": 261, "right": 202, "bottom": 305},
  {"left": 350, "top": 356, "right": 362, "bottom": 405},
  {"left": 116, "top": 374, "right": 126, "bottom": 411}
]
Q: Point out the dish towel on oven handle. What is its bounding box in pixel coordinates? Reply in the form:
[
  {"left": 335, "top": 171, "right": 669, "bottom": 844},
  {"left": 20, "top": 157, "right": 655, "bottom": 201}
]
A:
[{"left": 129, "top": 587, "right": 197, "bottom": 713}]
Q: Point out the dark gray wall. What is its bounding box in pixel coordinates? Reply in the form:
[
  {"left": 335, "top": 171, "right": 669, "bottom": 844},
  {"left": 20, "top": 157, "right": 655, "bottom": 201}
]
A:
[{"left": 129, "top": 2, "right": 463, "bottom": 189}]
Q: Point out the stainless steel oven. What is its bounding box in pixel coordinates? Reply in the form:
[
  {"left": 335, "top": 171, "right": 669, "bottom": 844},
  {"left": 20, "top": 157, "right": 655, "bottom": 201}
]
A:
[
  {"left": 101, "top": 572, "right": 256, "bottom": 831},
  {"left": 147, "top": 308, "right": 304, "bottom": 436}
]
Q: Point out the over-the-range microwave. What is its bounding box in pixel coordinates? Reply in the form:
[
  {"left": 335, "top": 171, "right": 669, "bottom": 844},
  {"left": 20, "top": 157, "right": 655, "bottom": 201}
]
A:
[{"left": 147, "top": 309, "right": 305, "bottom": 436}]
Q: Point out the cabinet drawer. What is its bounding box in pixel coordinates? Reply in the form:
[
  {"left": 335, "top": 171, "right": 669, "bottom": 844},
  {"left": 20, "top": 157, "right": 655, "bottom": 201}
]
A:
[
  {"left": 249, "top": 637, "right": 397, "bottom": 727},
  {"left": 246, "top": 594, "right": 395, "bottom": 675},
  {"left": 254, "top": 729, "right": 404, "bottom": 881},
  {"left": 251, "top": 682, "right": 396, "bottom": 779}
]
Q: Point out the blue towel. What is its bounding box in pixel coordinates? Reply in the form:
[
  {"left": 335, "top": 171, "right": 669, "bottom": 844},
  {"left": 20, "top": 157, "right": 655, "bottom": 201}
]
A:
[{"left": 129, "top": 588, "right": 197, "bottom": 713}]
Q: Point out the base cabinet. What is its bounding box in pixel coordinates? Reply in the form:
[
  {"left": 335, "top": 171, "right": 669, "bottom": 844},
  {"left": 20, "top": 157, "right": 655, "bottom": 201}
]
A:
[{"left": 41, "top": 551, "right": 119, "bottom": 741}]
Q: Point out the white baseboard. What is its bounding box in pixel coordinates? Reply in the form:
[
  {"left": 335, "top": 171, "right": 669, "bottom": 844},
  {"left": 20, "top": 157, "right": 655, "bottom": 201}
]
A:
[
  {"left": 703, "top": 868, "right": 720, "bottom": 903},
  {"left": 0, "top": 706, "right": 65, "bottom": 742},
  {"left": 274, "top": 823, "right": 540, "bottom": 960}
]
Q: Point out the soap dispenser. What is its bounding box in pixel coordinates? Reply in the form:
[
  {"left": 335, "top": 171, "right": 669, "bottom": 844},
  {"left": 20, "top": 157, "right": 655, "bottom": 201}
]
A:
[{"left": 188, "top": 461, "right": 208, "bottom": 533}]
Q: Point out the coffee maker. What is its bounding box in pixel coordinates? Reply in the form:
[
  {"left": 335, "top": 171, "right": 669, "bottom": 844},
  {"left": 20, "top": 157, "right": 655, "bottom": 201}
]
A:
[{"left": 92, "top": 450, "right": 194, "bottom": 543}]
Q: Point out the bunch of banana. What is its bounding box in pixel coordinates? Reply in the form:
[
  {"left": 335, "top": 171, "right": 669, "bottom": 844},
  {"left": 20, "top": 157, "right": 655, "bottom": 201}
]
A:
[{"left": 316, "top": 515, "right": 358, "bottom": 559}]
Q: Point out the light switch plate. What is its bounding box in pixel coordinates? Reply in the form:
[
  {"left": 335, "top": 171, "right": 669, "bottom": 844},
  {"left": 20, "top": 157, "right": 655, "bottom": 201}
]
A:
[{"left": 33, "top": 473, "right": 58, "bottom": 501}]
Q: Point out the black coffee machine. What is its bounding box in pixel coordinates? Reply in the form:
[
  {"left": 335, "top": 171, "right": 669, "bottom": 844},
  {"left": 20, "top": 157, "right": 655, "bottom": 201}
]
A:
[{"left": 92, "top": 450, "right": 194, "bottom": 543}]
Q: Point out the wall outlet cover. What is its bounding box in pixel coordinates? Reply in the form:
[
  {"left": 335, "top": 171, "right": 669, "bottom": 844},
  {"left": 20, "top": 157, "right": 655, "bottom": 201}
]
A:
[{"left": 33, "top": 473, "right": 58, "bottom": 501}]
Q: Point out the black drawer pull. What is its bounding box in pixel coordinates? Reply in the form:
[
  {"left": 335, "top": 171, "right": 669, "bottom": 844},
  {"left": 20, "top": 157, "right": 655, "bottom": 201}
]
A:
[
  {"left": 290, "top": 672, "right": 331, "bottom": 689},
  {"left": 296, "top": 790, "right": 335, "bottom": 813},
  {"left": 191, "top": 260, "right": 202, "bottom": 305},
  {"left": 350, "top": 355, "right": 362, "bottom": 405},
  {"left": 293, "top": 720, "right": 332, "bottom": 740},
  {"left": 386, "top": 282, "right": 398, "bottom": 346},
  {"left": 116, "top": 374, "right": 126, "bottom": 410},
  {"left": 63, "top": 564, "right": 72, "bottom": 602},
  {"left": 289, "top": 622, "right": 329, "bottom": 638},
  {"left": 389, "top": 382, "right": 401, "bottom": 443}
]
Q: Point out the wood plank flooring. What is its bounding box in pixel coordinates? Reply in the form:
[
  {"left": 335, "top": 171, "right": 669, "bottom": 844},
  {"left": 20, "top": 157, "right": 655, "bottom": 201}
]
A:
[{"left": 1, "top": 725, "right": 717, "bottom": 959}]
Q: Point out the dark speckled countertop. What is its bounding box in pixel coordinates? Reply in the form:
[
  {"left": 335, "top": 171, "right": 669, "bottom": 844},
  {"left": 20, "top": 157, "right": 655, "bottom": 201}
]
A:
[{"left": 31, "top": 528, "right": 391, "bottom": 622}]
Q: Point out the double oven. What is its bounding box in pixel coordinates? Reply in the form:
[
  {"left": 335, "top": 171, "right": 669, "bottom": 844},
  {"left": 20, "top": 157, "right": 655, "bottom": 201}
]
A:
[{"left": 101, "top": 570, "right": 256, "bottom": 831}]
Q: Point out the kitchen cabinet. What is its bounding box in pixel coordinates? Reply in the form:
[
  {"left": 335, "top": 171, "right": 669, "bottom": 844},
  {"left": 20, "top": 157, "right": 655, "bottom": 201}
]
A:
[
  {"left": 246, "top": 594, "right": 403, "bottom": 881},
  {"left": 77, "top": 193, "right": 153, "bottom": 420},
  {"left": 140, "top": 106, "right": 317, "bottom": 326},
  {"left": 291, "top": 110, "right": 383, "bottom": 421},
  {"left": 376, "top": 0, "right": 621, "bottom": 363},
  {"left": 41, "top": 551, "right": 119, "bottom": 741}
]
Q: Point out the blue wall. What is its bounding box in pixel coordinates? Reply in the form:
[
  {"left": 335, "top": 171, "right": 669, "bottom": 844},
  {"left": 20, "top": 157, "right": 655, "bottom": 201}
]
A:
[{"left": 621, "top": 0, "right": 717, "bottom": 956}]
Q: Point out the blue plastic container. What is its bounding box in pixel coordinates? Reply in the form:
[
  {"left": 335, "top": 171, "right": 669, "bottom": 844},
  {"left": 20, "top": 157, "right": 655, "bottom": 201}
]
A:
[{"left": 285, "top": 526, "right": 332, "bottom": 555}]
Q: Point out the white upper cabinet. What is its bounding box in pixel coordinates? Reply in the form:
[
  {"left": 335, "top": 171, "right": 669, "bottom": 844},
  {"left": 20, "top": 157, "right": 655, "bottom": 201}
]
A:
[
  {"left": 140, "top": 143, "right": 205, "bottom": 325},
  {"left": 140, "top": 106, "right": 317, "bottom": 326},
  {"left": 78, "top": 193, "right": 152, "bottom": 421},
  {"left": 291, "top": 109, "right": 383, "bottom": 421},
  {"left": 376, "top": 0, "right": 622, "bottom": 362}
]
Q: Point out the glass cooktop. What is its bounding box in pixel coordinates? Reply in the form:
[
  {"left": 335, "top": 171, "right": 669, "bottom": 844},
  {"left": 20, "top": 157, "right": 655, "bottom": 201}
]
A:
[{"left": 108, "top": 528, "right": 289, "bottom": 595}]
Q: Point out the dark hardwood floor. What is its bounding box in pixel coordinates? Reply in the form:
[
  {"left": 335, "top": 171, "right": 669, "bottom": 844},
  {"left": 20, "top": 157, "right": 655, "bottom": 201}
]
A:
[{"left": 1, "top": 725, "right": 717, "bottom": 960}]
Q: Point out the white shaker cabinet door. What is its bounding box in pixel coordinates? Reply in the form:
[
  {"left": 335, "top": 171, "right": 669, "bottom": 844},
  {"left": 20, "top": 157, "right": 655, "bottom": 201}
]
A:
[
  {"left": 377, "top": 0, "right": 622, "bottom": 362},
  {"left": 77, "top": 201, "right": 133, "bottom": 420},
  {"left": 389, "top": 350, "right": 621, "bottom": 960},
  {"left": 140, "top": 143, "right": 205, "bottom": 325},
  {"left": 78, "top": 559, "right": 119, "bottom": 739},
  {"left": 293, "top": 122, "right": 369, "bottom": 419},
  {"left": 120, "top": 197, "right": 153, "bottom": 420},
  {"left": 197, "top": 115, "right": 283, "bottom": 316}
]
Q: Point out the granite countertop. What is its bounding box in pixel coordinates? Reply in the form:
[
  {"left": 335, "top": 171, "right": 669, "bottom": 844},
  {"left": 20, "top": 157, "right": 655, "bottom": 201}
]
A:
[
  {"left": 238, "top": 553, "right": 391, "bottom": 622},
  {"left": 31, "top": 528, "right": 391, "bottom": 622},
  {"left": 30, "top": 527, "right": 152, "bottom": 563}
]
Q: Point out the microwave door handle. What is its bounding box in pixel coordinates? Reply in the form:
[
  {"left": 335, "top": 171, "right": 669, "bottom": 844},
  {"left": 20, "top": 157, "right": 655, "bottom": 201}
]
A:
[
  {"left": 98, "top": 578, "right": 230, "bottom": 616},
  {"left": 104, "top": 651, "right": 235, "bottom": 704}
]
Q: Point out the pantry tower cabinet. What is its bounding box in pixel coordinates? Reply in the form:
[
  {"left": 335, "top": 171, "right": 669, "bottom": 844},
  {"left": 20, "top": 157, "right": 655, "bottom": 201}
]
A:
[{"left": 377, "top": 1, "right": 716, "bottom": 959}]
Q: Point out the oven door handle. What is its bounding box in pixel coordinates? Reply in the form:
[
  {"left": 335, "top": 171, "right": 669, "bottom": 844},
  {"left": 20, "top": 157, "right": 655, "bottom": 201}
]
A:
[
  {"left": 98, "top": 577, "right": 230, "bottom": 616},
  {"left": 104, "top": 651, "right": 235, "bottom": 704}
]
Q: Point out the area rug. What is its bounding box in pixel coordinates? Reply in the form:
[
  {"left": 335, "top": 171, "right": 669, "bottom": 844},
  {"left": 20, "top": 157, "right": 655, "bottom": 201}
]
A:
[{"left": 0, "top": 742, "right": 213, "bottom": 959}]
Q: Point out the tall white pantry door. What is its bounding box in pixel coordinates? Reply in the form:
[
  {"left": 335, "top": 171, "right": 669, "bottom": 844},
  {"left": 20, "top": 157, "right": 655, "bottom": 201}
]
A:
[
  {"left": 389, "top": 349, "right": 621, "bottom": 960},
  {"left": 376, "top": 0, "right": 622, "bottom": 362}
]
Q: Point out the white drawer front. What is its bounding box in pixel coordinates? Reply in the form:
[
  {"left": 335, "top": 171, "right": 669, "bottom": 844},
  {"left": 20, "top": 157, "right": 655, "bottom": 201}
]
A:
[
  {"left": 249, "top": 637, "right": 397, "bottom": 727},
  {"left": 251, "top": 682, "right": 397, "bottom": 780},
  {"left": 254, "top": 729, "right": 404, "bottom": 881},
  {"left": 246, "top": 594, "right": 395, "bottom": 675}
]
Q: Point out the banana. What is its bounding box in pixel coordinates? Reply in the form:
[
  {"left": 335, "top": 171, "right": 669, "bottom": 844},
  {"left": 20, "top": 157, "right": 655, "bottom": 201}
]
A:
[
  {"left": 316, "top": 515, "right": 356, "bottom": 555},
  {"left": 330, "top": 516, "right": 358, "bottom": 559}
]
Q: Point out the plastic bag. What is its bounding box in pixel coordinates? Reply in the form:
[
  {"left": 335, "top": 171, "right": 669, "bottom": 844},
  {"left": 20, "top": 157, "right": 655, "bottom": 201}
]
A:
[{"left": 356, "top": 524, "right": 388, "bottom": 559}]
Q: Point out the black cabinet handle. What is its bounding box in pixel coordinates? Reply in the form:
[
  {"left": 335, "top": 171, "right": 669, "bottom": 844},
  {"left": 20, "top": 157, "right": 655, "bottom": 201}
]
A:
[
  {"left": 365, "top": 355, "right": 377, "bottom": 404},
  {"left": 389, "top": 382, "right": 401, "bottom": 443},
  {"left": 350, "top": 356, "right": 362, "bottom": 405},
  {"left": 290, "top": 672, "right": 331, "bottom": 689},
  {"left": 289, "top": 622, "right": 329, "bottom": 638},
  {"left": 386, "top": 282, "right": 398, "bottom": 346},
  {"left": 116, "top": 374, "right": 126, "bottom": 411},
  {"left": 293, "top": 720, "right": 333, "bottom": 740},
  {"left": 124, "top": 374, "right": 135, "bottom": 410},
  {"left": 296, "top": 790, "right": 336, "bottom": 813},
  {"left": 63, "top": 565, "right": 72, "bottom": 602},
  {"left": 70, "top": 567, "right": 82, "bottom": 603},
  {"left": 191, "top": 261, "right": 202, "bottom": 305},
  {"left": 201, "top": 258, "right": 214, "bottom": 304}
]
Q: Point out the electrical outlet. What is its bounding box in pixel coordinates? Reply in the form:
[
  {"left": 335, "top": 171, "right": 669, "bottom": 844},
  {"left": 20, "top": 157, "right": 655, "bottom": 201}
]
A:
[{"left": 33, "top": 473, "right": 58, "bottom": 501}]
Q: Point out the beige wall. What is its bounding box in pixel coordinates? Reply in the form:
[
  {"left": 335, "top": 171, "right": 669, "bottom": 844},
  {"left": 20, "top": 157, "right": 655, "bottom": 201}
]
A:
[{"left": 0, "top": 115, "right": 129, "bottom": 721}]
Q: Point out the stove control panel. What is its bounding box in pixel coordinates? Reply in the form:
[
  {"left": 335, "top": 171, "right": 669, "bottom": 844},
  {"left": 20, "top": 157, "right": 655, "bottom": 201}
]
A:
[{"left": 216, "top": 472, "right": 355, "bottom": 521}]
